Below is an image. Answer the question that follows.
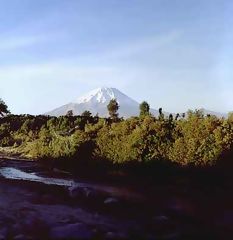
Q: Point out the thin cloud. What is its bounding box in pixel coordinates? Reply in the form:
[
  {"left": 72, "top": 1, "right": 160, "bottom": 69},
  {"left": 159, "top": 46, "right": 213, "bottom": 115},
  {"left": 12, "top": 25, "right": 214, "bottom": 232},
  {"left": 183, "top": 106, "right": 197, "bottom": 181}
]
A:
[
  {"left": 0, "top": 62, "right": 132, "bottom": 88},
  {"left": 0, "top": 35, "right": 49, "bottom": 51}
]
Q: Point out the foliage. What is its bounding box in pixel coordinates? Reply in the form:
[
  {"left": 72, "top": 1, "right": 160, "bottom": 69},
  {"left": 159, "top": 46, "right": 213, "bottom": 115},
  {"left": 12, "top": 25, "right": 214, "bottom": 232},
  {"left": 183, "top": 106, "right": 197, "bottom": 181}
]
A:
[
  {"left": 0, "top": 99, "right": 10, "bottom": 116},
  {"left": 139, "top": 101, "right": 150, "bottom": 117},
  {"left": 107, "top": 99, "right": 119, "bottom": 120},
  {"left": 66, "top": 110, "right": 74, "bottom": 117},
  {"left": 0, "top": 99, "right": 233, "bottom": 170},
  {"left": 81, "top": 110, "right": 92, "bottom": 117}
]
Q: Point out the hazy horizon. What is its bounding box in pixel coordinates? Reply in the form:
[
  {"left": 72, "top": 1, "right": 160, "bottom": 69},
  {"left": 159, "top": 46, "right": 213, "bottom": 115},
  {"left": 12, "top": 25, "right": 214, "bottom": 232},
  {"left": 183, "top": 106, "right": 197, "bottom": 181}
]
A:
[{"left": 0, "top": 0, "right": 233, "bottom": 114}]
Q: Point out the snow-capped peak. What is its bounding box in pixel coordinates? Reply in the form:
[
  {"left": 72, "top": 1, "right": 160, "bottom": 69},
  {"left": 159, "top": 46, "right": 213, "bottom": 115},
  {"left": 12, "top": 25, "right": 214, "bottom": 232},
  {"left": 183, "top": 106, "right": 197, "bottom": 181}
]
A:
[
  {"left": 46, "top": 87, "right": 142, "bottom": 117},
  {"left": 73, "top": 87, "right": 138, "bottom": 106}
]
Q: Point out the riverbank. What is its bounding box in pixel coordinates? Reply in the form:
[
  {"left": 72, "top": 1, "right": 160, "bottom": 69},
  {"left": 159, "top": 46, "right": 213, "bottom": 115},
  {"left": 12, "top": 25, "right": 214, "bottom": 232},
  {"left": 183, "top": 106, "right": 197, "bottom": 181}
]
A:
[
  {"left": 0, "top": 146, "right": 31, "bottom": 161},
  {"left": 0, "top": 160, "right": 189, "bottom": 240},
  {"left": 0, "top": 179, "right": 141, "bottom": 239},
  {"left": 0, "top": 159, "right": 146, "bottom": 239},
  {"left": 0, "top": 158, "right": 233, "bottom": 239},
  {"left": 1, "top": 148, "right": 233, "bottom": 239}
]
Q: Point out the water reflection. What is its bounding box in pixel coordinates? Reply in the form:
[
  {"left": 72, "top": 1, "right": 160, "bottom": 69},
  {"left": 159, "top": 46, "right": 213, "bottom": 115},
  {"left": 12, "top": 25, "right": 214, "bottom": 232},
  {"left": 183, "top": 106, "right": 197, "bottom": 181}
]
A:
[{"left": 0, "top": 167, "right": 74, "bottom": 186}]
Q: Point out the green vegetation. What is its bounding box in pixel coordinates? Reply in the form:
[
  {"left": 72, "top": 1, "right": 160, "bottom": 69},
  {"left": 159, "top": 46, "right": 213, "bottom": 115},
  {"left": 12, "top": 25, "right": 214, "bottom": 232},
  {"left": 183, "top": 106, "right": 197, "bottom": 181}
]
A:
[
  {"left": 107, "top": 99, "right": 119, "bottom": 120},
  {"left": 0, "top": 99, "right": 233, "bottom": 172},
  {"left": 81, "top": 110, "right": 92, "bottom": 117},
  {"left": 0, "top": 98, "right": 10, "bottom": 116},
  {"left": 66, "top": 110, "right": 73, "bottom": 117},
  {"left": 139, "top": 101, "right": 150, "bottom": 117}
]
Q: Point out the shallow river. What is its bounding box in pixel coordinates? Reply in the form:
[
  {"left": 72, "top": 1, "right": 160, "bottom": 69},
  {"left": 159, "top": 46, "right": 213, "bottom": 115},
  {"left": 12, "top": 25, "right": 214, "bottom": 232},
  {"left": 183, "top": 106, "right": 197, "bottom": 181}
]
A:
[
  {"left": 0, "top": 159, "right": 232, "bottom": 239},
  {"left": 0, "top": 166, "right": 74, "bottom": 186}
]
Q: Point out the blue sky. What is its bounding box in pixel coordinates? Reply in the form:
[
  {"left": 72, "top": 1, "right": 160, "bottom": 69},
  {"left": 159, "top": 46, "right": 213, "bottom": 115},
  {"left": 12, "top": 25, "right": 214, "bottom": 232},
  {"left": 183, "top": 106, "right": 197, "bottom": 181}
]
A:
[{"left": 0, "top": 0, "right": 232, "bottom": 114}]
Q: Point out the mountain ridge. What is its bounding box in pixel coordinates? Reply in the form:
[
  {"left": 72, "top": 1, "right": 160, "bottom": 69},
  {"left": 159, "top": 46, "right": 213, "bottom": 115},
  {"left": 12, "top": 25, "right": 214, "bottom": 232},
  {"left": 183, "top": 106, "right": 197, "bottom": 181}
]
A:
[
  {"left": 45, "top": 87, "right": 162, "bottom": 118},
  {"left": 45, "top": 87, "right": 228, "bottom": 118}
]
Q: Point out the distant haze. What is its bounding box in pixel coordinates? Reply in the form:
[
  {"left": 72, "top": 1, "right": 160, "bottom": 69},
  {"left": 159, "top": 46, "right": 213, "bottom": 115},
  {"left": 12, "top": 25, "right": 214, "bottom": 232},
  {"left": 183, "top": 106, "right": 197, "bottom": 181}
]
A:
[{"left": 0, "top": 0, "right": 232, "bottom": 114}]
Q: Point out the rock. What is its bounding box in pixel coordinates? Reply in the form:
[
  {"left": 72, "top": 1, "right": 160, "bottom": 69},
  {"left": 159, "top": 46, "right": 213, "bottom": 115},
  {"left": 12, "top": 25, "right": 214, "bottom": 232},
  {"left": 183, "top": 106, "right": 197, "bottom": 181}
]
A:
[
  {"left": 0, "top": 234, "right": 5, "bottom": 240},
  {"left": 153, "top": 215, "right": 170, "bottom": 222},
  {"left": 104, "top": 197, "right": 119, "bottom": 205},
  {"left": 58, "top": 218, "right": 72, "bottom": 224},
  {"left": 12, "top": 223, "right": 21, "bottom": 233},
  {"left": 50, "top": 223, "right": 93, "bottom": 239},
  {"left": 105, "top": 232, "right": 115, "bottom": 239},
  {"left": 0, "top": 227, "right": 7, "bottom": 238},
  {"left": 68, "top": 185, "right": 84, "bottom": 198},
  {"left": 52, "top": 168, "right": 70, "bottom": 175},
  {"left": 105, "top": 231, "right": 128, "bottom": 239},
  {"left": 83, "top": 187, "right": 94, "bottom": 198},
  {"left": 68, "top": 185, "right": 97, "bottom": 199},
  {"left": 14, "top": 234, "right": 27, "bottom": 240},
  {"left": 151, "top": 215, "right": 181, "bottom": 240}
]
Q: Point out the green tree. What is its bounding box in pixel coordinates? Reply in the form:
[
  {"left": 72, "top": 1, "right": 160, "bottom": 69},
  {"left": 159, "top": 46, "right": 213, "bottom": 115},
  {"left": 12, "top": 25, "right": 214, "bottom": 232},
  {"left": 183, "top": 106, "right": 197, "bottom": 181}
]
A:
[
  {"left": 81, "top": 110, "right": 92, "bottom": 117},
  {"left": 107, "top": 99, "right": 119, "bottom": 120},
  {"left": 66, "top": 110, "right": 73, "bottom": 117},
  {"left": 169, "top": 114, "right": 173, "bottom": 122},
  {"left": 0, "top": 99, "right": 10, "bottom": 116},
  {"left": 228, "top": 112, "right": 233, "bottom": 123},
  {"left": 58, "top": 116, "right": 70, "bottom": 131},
  {"left": 139, "top": 101, "right": 150, "bottom": 117},
  {"left": 158, "top": 108, "right": 164, "bottom": 120},
  {"left": 169, "top": 111, "right": 223, "bottom": 166},
  {"left": 175, "top": 113, "right": 180, "bottom": 120}
]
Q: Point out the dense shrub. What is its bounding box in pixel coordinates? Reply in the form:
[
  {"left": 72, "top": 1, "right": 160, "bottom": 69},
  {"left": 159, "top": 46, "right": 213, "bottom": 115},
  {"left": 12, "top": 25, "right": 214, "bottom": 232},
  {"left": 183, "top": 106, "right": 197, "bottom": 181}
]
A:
[{"left": 0, "top": 109, "right": 233, "bottom": 169}]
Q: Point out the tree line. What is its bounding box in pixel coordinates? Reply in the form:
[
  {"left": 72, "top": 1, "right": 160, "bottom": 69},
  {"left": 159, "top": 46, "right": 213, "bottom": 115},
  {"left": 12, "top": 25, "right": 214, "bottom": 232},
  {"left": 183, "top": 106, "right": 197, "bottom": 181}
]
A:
[{"left": 0, "top": 98, "right": 233, "bottom": 171}]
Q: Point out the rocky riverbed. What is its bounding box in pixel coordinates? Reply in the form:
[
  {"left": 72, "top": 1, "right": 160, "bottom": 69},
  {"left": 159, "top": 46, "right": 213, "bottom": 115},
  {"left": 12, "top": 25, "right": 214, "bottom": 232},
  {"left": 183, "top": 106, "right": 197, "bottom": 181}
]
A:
[{"left": 0, "top": 158, "right": 233, "bottom": 239}]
